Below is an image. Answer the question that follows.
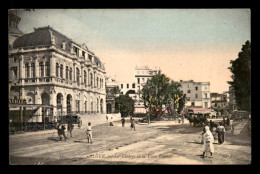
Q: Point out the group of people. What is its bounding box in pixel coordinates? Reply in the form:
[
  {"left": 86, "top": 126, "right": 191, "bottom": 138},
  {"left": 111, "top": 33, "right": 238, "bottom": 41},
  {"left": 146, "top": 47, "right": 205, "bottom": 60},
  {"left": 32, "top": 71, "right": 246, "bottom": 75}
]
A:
[
  {"left": 56, "top": 117, "right": 92, "bottom": 143},
  {"left": 201, "top": 122, "right": 226, "bottom": 158},
  {"left": 120, "top": 116, "right": 136, "bottom": 130}
]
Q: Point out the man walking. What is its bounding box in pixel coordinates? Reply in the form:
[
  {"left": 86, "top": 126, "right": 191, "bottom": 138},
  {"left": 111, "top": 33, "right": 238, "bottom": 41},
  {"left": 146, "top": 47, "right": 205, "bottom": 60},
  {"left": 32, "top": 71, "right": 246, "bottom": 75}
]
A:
[
  {"left": 121, "top": 117, "right": 126, "bottom": 127},
  {"left": 216, "top": 122, "right": 226, "bottom": 144},
  {"left": 67, "top": 118, "right": 74, "bottom": 138},
  {"left": 131, "top": 119, "right": 136, "bottom": 131},
  {"left": 85, "top": 122, "right": 93, "bottom": 143}
]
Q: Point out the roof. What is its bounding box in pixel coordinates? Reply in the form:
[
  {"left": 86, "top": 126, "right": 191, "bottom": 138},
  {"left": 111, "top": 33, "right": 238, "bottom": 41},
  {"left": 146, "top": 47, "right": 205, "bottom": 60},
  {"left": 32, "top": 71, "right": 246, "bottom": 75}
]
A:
[
  {"left": 13, "top": 27, "right": 53, "bottom": 49},
  {"left": 12, "top": 26, "right": 104, "bottom": 68}
]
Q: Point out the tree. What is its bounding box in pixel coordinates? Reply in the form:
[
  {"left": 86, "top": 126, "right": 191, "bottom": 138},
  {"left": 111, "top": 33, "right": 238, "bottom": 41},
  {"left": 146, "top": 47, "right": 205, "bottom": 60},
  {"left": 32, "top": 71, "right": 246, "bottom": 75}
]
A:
[
  {"left": 228, "top": 41, "right": 251, "bottom": 112},
  {"left": 115, "top": 94, "right": 135, "bottom": 117},
  {"left": 141, "top": 73, "right": 185, "bottom": 118}
]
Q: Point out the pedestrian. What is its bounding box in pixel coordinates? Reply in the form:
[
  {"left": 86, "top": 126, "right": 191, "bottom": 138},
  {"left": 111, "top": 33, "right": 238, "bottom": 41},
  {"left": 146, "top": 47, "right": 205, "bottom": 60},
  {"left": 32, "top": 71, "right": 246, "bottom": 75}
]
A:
[
  {"left": 78, "top": 117, "right": 82, "bottom": 129},
  {"left": 121, "top": 117, "right": 126, "bottom": 127},
  {"left": 230, "top": 119, "right": 234, "bottom": 134},
  {"left": 85, "top": 122, "right": 93, "bottom": 143},
  {"left": 226, "top": 118, "right": 230, "bottom": 127},
  {"left": 181, "top": 114, "right": 185, "bottom": 124},
  {"left": 209, "top": 120, "right": 214, "bottom": 131},
  {"left": 202, "top": 126, "right": 214, "bottom": 158},
  {"left": 131, "top": 119, "right": 136, "bottom": 131},
  {"left": 178, "top": 116, "right": 181, "bottom": 123},
  {"left": 106, "top": 115, "right": 108, "bottom": 121},
  {"left": 109, "top": 117, "right": 114, "bottom": 126},
  {"left": 212, "top": 126, "right": 218, "bottom": 143},
  {"left": 57, "top": 121, "right": 67, "bottom": 141},
  {"left": 67, "top": 118, "right": 74, "bottom": 138},
  {"left": 216, "top": 122, "right": 226, "bottom": 144}
]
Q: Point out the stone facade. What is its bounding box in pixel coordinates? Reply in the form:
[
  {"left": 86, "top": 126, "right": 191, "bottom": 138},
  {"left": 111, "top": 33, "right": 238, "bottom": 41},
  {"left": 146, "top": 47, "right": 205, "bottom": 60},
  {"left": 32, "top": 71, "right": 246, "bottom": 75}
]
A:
[{"left": 9, "top": 26, "right": 106, "bottom": 122}]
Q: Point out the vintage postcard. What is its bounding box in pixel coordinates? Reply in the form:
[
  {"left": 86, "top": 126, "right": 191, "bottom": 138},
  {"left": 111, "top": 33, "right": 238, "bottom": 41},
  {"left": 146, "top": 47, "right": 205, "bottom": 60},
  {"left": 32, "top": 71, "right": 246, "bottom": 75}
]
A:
[{"left": 8, "top": 9, "right": 251, "bottom": 165}]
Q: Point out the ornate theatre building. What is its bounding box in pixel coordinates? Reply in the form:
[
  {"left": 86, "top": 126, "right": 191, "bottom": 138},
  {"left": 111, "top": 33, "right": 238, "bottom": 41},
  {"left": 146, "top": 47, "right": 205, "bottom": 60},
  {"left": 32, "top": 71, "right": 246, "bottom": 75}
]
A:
[{"left": 9, "top": 24, "right": 106, "bottom": 125}]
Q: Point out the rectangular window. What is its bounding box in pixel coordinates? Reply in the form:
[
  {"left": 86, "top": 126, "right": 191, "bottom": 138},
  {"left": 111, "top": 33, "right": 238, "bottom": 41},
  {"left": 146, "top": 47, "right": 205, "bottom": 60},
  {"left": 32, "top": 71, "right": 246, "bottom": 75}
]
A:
[
  {"left": 137, "top": 78, "right": 140, "bottom": 84},
  {"left": 195, "top": 86, "right": 198, "bottom": 90},
  {"left": 132, "top": 83, "right": 135, "bottom": 88},
  {"left": 127, "top": 84, "right": 129, "bottom": 88},
  {"left": 121, "top": 84, "right": 123, "bottom": 88},
  {"left": 142, "top": 78, "right": 145, "bottom": 82},
  {"left": 191, "top": 102, "right": 195, "bottom": 106},
  {"left": 187, "top": 90, "right": 190, "bottom": 93},
  {"left": 205, "top": 102, "right": 208, "bottom": 108},
  {"left": 205, "top": 93, "right": 207, "bottom": 98},
  {"left": 195, "top": 94, "right": 198, "bottom": 98}
]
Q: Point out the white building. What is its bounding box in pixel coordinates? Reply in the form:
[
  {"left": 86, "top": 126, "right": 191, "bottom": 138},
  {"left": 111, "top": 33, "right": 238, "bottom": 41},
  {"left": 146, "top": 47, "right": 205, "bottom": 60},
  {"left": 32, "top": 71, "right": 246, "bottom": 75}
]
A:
[
  {"left": 9, "top": 25, "right": 106, "bottom": 123},
  {"left": 180, "top": 80, "right": 211, "bottom": 109},
  {"left": 119, "top": 66, "right": 160, "bottom": 114}
]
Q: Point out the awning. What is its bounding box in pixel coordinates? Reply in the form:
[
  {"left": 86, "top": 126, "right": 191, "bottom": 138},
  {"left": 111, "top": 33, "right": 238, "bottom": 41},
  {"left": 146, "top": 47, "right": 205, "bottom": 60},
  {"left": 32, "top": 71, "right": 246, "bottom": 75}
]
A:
[
  {"left": 134, "top": 108, "right": 147, "bottom": 114},
  {"left": 9, "top": 104, "right": 57, "bottom": 108}
]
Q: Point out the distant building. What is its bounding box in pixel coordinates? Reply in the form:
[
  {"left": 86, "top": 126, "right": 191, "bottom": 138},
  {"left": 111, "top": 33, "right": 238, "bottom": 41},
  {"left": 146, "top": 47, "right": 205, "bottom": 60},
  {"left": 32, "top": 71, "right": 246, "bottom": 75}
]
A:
[
  {"left": 8, "top": 10, "right": 23, "bottom": 49},
  {"left": 119, "top": 65, "right": 160, "bottom": 114},
  {"left": 210, "top": 92, "right": 229, "bottom": 110},
  {"left": 105, "top": 76, "right": 119, "bottom": 114},
  {"left": 179, "top": 80, "right": 211, "bottom": 109}
]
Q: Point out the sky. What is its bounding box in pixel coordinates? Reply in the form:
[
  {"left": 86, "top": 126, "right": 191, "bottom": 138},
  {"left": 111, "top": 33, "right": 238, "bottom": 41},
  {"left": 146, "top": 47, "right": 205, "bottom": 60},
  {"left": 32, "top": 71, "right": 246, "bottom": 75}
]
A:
[{"left": 16, "top": 9, "right": 250, "bottom": 93}]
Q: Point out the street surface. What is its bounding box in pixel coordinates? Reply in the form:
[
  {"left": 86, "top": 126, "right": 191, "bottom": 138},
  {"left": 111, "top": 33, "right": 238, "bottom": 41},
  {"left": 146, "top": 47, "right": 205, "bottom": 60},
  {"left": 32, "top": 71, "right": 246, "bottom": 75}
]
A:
[{"left": 9, "top": 118, "right": 251, "bottom": 165}]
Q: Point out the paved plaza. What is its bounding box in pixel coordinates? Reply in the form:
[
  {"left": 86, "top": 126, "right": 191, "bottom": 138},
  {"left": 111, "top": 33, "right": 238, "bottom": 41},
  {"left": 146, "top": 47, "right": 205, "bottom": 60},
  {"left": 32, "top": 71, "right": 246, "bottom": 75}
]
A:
[{"left": 9, "top": 118, "right": 251, "bottom": 165}]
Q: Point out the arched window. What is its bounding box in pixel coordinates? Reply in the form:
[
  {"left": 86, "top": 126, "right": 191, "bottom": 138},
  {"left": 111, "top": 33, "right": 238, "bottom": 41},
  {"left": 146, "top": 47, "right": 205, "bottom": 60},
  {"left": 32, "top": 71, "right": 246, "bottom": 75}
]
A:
[
  {"left": 100, "top": 78, "right": 102, "bottom": 88},
  {"left": 76, "top": 67, "right": 80, "bottom": 86},
  {"left": 84, "top": 70, "right": 87, "bottom": 86},
  {"left": 60, "top": 64, "right": 63, "bottom": 78},
  {"left": 31, "top": 63, "right": 35, "bottom": 78},
  {"left": 56, "top": 63, "right": 59, "bottom": 77},
  {"left": 66, "top": 66, "right": 69, "bottom": 80},
  {"left": 39, "top": 62, "right": 44, "bottom": 77},
  {"left": 69, "top": 67, "right": 72, "bottom": 80},
  {"left": 100, "top": 99, "right": 103, "bottom": 114},
  {"left": 97, "top": 77, "right": 99, "bottom": 88},
  {"left": 90, "top": 73, "right": 93, "bottom": 87},
  {"left": 45, "top": 62, "right": 50, "bottom": 76},
  {"left": 97, "top": 98, "right": 99, "bottom": 113},
  {"left": 25, "top": 63, "right": 30, "bottom": 78}
]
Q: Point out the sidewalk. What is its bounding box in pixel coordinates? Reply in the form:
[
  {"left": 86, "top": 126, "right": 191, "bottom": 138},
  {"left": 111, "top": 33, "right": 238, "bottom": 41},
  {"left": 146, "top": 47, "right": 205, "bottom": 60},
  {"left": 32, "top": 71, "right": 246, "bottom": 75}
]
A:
[{"left": 232, "top": 119, "right": 249, "bottom": 135}]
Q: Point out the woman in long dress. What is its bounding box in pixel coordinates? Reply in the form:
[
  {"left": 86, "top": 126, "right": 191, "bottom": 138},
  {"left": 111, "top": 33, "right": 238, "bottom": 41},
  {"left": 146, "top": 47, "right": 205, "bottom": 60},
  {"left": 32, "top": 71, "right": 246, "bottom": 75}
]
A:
[{"left": 202, "top": 126, "right": 214, "bottom": 158}]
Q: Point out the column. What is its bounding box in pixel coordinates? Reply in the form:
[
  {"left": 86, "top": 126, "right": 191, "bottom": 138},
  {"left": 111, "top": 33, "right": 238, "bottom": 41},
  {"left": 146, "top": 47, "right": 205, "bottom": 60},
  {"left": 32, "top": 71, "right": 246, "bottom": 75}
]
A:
[
  {"left": 81, "top": 66, "right": 84, "bottom": 86},
  {"left": 94, "top": 72, "right": 96, "bottom": 88},
  {"left": 34, "top": 56, "right": 39, "bottom": 83},
  {"left": 50, "top": 53, "right": 56, "bottom": 77},
  {"left": 62, "top": 94, "right": 67, "bottom": 115},
  {"left": 19, "top": 55, "right": 24, "bottom": 85},
  {"left": 35, "top": 87, "right": 42, "bottom": 122},
  {"left": 73, "top": 63, "right": 76, "bottom": 82},
  {"left": 49, "top": 89, "right": 56, "bottom": 120}
]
